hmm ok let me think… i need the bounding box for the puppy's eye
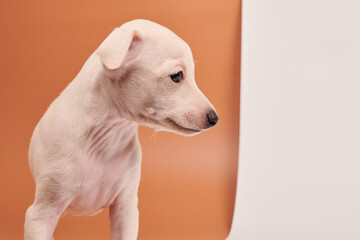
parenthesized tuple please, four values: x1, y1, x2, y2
(170, 71, 183, 83)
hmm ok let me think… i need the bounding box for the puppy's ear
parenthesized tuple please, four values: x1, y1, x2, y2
(96, 27, 141, 70)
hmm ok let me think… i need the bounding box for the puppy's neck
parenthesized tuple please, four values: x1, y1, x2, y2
(73, 54, 137, 123)
(65, 54, 139, 142)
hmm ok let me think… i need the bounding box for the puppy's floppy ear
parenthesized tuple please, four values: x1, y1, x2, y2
(96, 27, 141, 70)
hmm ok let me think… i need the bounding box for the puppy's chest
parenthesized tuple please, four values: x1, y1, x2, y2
(69, 147, 141, 215)
(68, 121, 141, 215)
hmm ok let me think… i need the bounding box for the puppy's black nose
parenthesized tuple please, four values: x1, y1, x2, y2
(207, 111, 219, 127)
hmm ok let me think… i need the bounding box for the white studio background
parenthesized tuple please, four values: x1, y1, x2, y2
(227, 1, 360, 240)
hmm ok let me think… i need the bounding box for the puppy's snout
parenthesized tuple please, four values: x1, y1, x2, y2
(206, 111, 219, 127)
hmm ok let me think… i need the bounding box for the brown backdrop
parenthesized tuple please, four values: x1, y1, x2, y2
(0, 0, 241, 239)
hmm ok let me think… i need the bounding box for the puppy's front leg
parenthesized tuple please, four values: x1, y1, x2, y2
(24, 178, 68, 240)
(109, 191, 139, 240)
(25, 203, 61, 240)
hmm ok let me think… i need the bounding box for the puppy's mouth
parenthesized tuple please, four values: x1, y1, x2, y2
(165, 118, 201, 134)
(139, 115, 201, 135)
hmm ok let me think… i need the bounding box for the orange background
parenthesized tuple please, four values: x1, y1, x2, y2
(0, 0, 240, 239)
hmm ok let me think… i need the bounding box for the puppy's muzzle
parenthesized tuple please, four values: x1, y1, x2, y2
(206, 110, 219, 127)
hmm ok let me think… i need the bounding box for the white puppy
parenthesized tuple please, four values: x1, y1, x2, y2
(24, 19, 218, 240)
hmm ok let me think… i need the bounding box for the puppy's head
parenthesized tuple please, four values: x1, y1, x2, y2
(96, 19, 218, 136)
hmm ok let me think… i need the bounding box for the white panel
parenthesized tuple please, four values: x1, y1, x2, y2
(228, 1, 360, 239)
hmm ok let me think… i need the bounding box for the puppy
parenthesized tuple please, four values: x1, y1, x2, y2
(24, 19, 218, 240)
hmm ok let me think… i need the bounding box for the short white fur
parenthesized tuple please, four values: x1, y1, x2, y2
(24, 19, 218, 240)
